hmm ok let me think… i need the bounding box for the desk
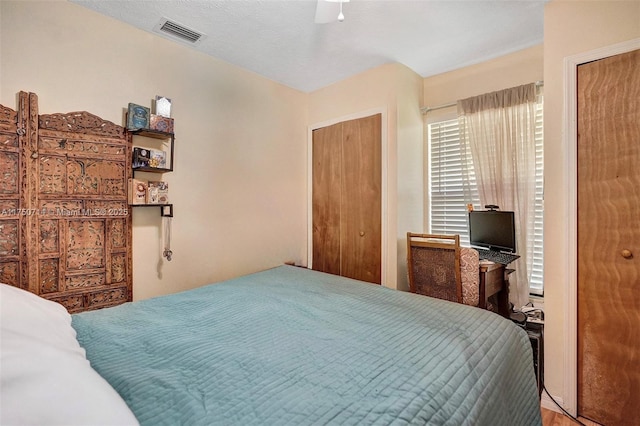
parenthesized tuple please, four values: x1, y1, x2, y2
(478, 262, 512, 318)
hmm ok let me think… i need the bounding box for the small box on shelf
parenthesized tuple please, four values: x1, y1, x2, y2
(128, 178, 147, 205)
(150, 114, 174, 133)
(147, 181, 169, 204)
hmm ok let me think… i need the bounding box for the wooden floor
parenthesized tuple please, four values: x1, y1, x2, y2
(541, 408, 601, 426)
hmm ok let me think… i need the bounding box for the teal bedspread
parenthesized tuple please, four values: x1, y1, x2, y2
(72, 266, 542, 426)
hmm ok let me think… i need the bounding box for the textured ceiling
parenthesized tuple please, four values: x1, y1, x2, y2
(70, 0, 547, 93)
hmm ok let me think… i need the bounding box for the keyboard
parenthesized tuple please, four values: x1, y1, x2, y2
(477, 249, 520, 265)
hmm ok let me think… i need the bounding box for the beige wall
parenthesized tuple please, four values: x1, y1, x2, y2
(423, 44, 543, 122)
(0, 1, 309, 301)
(543, 0, 640, 406)
(308, 63, 424, 290)
(395, 65, 425, 291)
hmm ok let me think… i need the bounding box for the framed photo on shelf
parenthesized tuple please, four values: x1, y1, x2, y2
(127, 103, 150, 130)
(149, 149, 167, 169)
(155, 95, 172, 118)
(132, 147, 150, 168)
(147, 181, 169, 204)
(127, 178, 147, 205)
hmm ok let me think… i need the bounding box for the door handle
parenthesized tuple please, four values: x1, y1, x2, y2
(621, 249, 633, 259)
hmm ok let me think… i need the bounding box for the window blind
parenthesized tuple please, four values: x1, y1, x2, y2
(428, 119, 479, 246)
(530, 96, 544, 295)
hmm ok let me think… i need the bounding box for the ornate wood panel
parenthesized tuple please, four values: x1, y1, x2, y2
(0, 92, 132, 312)
(0, 93, 29, 291)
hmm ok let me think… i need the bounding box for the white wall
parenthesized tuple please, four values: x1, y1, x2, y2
(0, 0, 309, 301)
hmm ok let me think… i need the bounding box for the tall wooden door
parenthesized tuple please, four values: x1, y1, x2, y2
(577, 49, 640, 425)
(312, 114, 382, 284)
(0, 92, 132, 313)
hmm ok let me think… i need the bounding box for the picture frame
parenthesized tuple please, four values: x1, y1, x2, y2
(149, 149, 167, 169)
(132, 147, 150, 168)
(147, 181, 169, 204)
(155, 96, 172, 118)
(127, 103, 150, 130)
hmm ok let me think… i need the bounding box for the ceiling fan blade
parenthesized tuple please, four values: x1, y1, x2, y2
(314, 0, 340, 24)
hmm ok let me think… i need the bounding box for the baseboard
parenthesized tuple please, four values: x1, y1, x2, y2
(541, 392, 564, 413)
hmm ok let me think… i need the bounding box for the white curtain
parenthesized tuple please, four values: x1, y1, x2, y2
(457, 83, 538, 308)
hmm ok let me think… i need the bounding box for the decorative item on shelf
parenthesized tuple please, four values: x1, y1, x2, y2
(163, 215, 173, 261)
(150, 114, 174, 133)
(132, 147, 150, 168)
(128, 178, 147, 205)
(127, 103, 150, 130)
(155, 95, 172, 118)
(147, 181, 169, 204)
(148, 149, 167, 169)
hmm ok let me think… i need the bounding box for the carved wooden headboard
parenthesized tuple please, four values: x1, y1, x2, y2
(0, 92, 132, 313)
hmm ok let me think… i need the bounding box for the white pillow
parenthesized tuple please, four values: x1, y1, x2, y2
(0, 284, 139, 425)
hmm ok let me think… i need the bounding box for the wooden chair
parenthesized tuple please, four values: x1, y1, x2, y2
(406, 233, 480, 306)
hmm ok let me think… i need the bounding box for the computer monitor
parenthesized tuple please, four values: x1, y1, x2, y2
(468, 210, 516, 253)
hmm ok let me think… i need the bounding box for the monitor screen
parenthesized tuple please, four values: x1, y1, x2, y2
(468, 210, 516, 252)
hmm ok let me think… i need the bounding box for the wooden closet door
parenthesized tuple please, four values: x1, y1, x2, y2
(312, 122, 342, 276)
(340, 114, 381, 284)
(311, 114, 381, 284)
(577, 49, 640, 425)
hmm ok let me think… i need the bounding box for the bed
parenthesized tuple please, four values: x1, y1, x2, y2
(1, 265, 542, 425)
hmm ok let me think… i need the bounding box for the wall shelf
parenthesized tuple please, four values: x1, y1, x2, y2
(130, 203, 173, 217)
(132, 166, 172, 173)
(130, 128, 175, 217)
(131, 128, 174, 172)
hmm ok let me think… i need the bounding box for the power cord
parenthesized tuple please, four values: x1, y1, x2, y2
(542, 383, 588, 426)
(521, 303, 586, 425)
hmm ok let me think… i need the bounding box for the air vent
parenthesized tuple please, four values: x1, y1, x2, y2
(154, 18, 206, 45)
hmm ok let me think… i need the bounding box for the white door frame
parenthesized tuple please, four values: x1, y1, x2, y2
(563, 37, 640, 416)
(307, 107, 389, 286)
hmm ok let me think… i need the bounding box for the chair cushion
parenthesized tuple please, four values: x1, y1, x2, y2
(460, 247, 479, 306)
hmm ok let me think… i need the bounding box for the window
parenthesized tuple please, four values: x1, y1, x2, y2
(426, 99, 544, 295)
